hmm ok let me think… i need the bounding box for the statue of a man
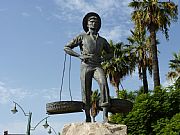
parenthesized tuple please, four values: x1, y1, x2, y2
(64, 12, 112, 122)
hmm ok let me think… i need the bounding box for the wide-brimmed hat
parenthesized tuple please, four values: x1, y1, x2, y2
(82, 12, 101, 32)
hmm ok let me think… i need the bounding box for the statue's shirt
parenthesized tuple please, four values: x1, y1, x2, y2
(65, 32, 111, 65)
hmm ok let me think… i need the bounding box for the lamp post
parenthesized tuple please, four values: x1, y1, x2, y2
(31, 117, 50, 130)
(11, 101, 50, 135)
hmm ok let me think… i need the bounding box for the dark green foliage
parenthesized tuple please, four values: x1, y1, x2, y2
(110, 83, 180, 134)
(118, 89, 136, 102)
(129, 0, 178, 88)
(160, 113, 180, 134)
(167, 51, 180, 81)
(108, 1, 179, 134)
(153, 113, 180, 135)
(102, 41, 136, 97)
(174, 77, 180, 89)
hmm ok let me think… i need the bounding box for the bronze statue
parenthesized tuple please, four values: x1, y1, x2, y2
(64, 12, 112, 122)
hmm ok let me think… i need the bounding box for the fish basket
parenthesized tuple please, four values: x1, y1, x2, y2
(109, 99, 133, 114)
(46, 101, 84, 115)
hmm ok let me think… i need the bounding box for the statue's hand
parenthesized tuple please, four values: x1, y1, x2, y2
(79, 54, 105, 63)
(79, 54, 92, 61)
(79, 55, 88, 61)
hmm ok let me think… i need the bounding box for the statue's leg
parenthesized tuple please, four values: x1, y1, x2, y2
(80, 65, 93, 122)
(94, 67, 110, 122)
(102, 107, 108, 123)
(92, 116, 96, 122)
(84, 106, 91, 122)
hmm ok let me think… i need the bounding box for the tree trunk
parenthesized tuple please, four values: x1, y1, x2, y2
(142, 67, 148, 93)
(149, 25, 160, 88)
(115, 85, 120, 98)
(111, 73, 121, 98)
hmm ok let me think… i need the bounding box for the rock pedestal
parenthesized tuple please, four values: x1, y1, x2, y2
(61, 122, 127, 135)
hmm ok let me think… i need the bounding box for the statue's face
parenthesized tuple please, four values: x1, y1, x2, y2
(87, 16, 99, 31)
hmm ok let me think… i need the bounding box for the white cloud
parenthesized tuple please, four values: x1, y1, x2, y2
(53, 0, 133, 41)
(21, 12, 31, 17)
(35, 6, 43, 13)
(54, 0, 131, 15)
(0, 81, 5, 86)
(52, 11, 81, 22)
(55, 0, 95, 13)
(0, 80, 79, 104)
(101, 25, 131, 42)
(42, 88, 59, 100)
(35, 6, 45, 17)
(0, 81, 29, 104)
(54, 0, 132, 23)
(42, 87, 82, 101)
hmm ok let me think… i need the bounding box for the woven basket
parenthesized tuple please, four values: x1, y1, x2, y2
(46, 101, 84, 115)
(109, 98, 133, 114)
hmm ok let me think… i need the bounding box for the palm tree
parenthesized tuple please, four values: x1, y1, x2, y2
(128, 28, 152, 93)
(129, 0, 178, 88)
(167, 51, 180, 81)
(102, 41, 136, 97)
(119, 89, 136, 102)
(91, 89, 100, 122)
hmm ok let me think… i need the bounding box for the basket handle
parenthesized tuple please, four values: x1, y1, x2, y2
(59, 53, 73, 101)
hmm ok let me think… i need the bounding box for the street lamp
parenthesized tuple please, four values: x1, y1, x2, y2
(11, 101, 50, 135)
(47, 125, 60, 135)
(43, 118, 49, 129)
(11, 103, 18, 114)
(31, 117, 50, 130)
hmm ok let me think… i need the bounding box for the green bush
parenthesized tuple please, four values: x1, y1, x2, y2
(110, 84, 180, 134)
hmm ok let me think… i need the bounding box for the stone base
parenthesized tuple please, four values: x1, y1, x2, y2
(61, 122, 127, 135)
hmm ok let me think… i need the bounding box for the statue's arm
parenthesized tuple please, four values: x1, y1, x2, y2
(64, 34, 92, 61)
(64, 35, 81, 58)
(103, 40, 113, 60)
(64, 46, 80, 58)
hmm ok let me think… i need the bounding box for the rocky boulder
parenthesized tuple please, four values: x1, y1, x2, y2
(61, 122, 127, 135)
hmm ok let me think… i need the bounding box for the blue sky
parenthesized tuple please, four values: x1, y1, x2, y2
(0, 0, 179, 134)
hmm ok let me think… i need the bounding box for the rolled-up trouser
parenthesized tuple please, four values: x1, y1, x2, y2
(80, 63, 110, 109)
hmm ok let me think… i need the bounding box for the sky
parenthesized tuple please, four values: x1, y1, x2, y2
(0, 0, 179, 134)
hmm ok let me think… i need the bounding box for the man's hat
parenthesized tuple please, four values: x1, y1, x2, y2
(82, 12, 101, 32)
